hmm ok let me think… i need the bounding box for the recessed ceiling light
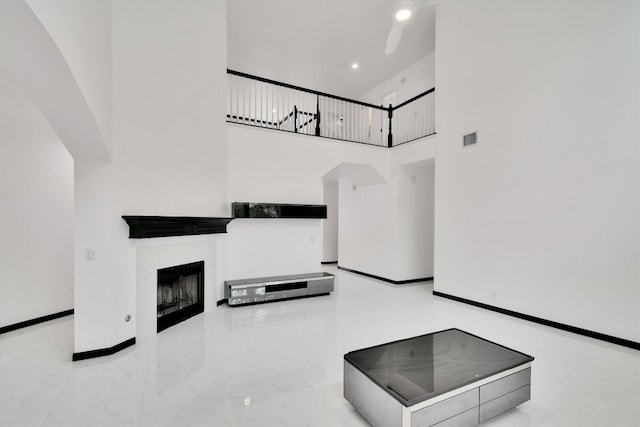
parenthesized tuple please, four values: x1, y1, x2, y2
(351, 63, 359, 70)
(395, 9, 411, 21)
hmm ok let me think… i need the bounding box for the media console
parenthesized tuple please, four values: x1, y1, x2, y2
(224, 272, 334, 306)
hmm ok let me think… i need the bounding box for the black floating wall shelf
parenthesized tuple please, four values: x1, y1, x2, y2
(122, 216, 234, 238)
(232, 202, 327, 219)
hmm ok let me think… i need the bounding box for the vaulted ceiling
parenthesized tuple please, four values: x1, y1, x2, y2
(227, 0, 436, 100)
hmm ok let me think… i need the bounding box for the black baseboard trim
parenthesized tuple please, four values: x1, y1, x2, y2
(72, 337, 136, 361)
(0, 309, 74, 335)
(338, 266, 433, 285)
(321, 261, 338, 265)
(217, 299, 228, 306)
(433, 291, 640, 351)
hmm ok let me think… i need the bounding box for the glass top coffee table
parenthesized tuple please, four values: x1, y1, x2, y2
(344, 328, 534, 427)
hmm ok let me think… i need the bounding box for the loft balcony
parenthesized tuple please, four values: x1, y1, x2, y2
(226, 69, 435, 148)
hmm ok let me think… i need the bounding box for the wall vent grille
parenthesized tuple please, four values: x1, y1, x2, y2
(463, 132, 477, 147)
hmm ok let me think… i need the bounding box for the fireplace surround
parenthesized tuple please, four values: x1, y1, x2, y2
(157, 260, 204, 332)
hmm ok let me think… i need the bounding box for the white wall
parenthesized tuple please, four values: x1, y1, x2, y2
(0, 68, 74, 328)
(74, 161, 120, 350)
(74, 0, 229, 352)
(338, 178, 397, 279)
(338, 159, 435, 282)
(26, 0, 112, 149)
(396, 159, 435, 280)
(110, 0, 227, 216)
(434, 0, 640, 342)
(360, 52, 435, 106)
(322, 182, 339, 262)
(0, 0, 109, 162)
(226, 124, 388, 280)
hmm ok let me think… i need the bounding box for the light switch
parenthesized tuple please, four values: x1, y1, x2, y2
(86, 249, 95, 261)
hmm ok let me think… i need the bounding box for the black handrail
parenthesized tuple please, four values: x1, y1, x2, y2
(393, 87, 435, 110)
(299, 116, 316, 131)
(228, 68, 435, 113)
(228, 69, 386, 110)
(227, 107, 317, 129)
(227, 114, 279, 127)
(279, 110, 295, 126)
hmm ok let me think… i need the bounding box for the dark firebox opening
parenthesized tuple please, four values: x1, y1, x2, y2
(157, 261, 204, 332)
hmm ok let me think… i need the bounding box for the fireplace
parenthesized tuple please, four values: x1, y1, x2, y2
(157, 261, 204, 332)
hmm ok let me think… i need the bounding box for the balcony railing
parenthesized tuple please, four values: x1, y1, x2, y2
(226, 69, 435, 147)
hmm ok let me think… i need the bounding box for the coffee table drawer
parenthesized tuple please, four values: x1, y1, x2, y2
(479, 384, 530, 423)
(431, 407, 479, 427)
(480, 368, 530, 404)
(412, 389, 478, 427)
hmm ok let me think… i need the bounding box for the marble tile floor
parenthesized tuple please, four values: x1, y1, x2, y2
(1, 266, 639, 426)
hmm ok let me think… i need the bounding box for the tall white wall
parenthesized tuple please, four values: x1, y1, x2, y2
(74, 0, 228, 352)
(338, 178, 397, 279)
(434, 0, 640, 341)
(226, 124, 388, 281)
(0, 0, 109, 162)
(322, 182, 339, 262)
(0, 68, 74, 328)
(110, 0, 227, 216)
(338, 159, 435, 282)
(396, 159, 435, 280)
(25, 0, 112, 150)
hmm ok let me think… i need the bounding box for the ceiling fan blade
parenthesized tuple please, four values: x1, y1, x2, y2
(385, 20, 403, 55)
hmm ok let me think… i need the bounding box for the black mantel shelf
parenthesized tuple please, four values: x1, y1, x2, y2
(122, 216, 234, 239)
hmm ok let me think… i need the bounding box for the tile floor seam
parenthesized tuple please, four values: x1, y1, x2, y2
(137, 340, 151, 425)
(37, 357, 74, 427)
